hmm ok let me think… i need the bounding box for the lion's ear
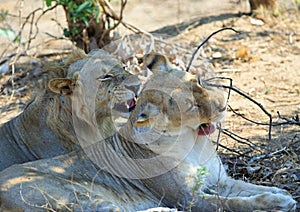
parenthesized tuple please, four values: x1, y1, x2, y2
(48, 78, 76, 95)
(143, 53, 172, 73)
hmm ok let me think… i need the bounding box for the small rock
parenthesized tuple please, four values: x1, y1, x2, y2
(32, 67, 42, 77)
(246, 166, 261, 174)
(212, 52, 222, 59)
(0, 62, 9, 74)
(30, 59, 39, 65)
(250, 18, 264, 26)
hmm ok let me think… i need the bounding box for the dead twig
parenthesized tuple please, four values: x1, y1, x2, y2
(205, 77, 273, 142)
(185, 27, 240, 72)
(14, 4, 59, 51)
(220, 128, 262, 152)
(212, 140, 252, 158)
(205, 76, 299, 158)
(277, 112, 300, 126)
(248, 147, 288, 164)
(98, 0, 127, 44)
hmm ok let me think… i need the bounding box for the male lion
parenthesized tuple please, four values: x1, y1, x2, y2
(0, 49, 140, 171)
(0, 54, 296, 211)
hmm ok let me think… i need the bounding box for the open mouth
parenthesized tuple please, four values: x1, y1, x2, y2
(197, 123, 216, 136)
(113, 98, 136, 113)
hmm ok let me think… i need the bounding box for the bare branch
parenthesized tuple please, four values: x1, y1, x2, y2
(185, 28, 240, 72)
(206, 78, 273, 142)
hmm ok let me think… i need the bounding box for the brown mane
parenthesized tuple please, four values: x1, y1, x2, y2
(0, 49, 140, 171)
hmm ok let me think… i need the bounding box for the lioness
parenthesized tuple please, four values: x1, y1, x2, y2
(0, 49, 141, 171)
(0, 54, 296, 211)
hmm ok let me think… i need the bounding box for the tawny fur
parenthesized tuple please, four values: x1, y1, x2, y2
(0, 53, 296, 211)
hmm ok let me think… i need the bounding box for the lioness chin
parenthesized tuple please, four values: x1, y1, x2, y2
(0, 53, 296, 211)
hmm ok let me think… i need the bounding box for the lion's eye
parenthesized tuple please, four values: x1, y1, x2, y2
(168, 98, 174, 106)
(134, 113, 150, 127)
(97, 74, 114, 81)
(122, 64, 128, 70)
(139, 113, 148, 119)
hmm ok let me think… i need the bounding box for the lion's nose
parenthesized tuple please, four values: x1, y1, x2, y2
(218, 105, 227, 112)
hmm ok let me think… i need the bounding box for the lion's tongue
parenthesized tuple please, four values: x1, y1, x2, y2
(128, 99, 136, 112)
(198, 123, 215, 136)
(128, 99, 136, 108)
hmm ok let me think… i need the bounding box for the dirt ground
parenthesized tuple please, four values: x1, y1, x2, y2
(0, 0, 300, 209)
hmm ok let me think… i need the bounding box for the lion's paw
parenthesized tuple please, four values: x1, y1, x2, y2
(250, 192, 297, 211)
(265, 186, 291, 195)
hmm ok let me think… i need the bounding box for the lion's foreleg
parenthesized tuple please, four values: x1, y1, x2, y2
(219, 177, 290, 197)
